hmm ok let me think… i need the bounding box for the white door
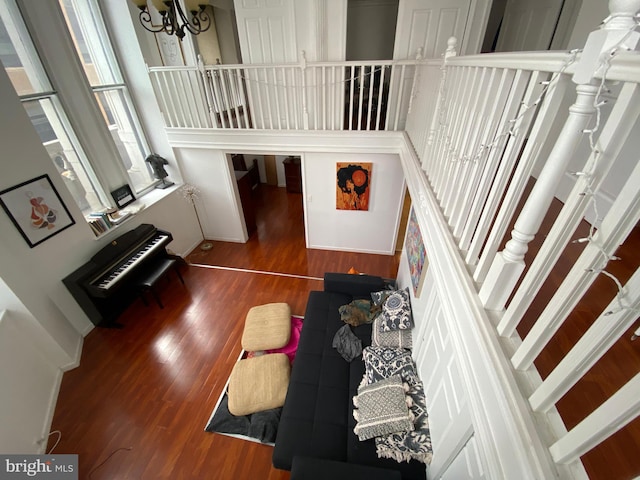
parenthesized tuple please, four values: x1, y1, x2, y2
(393, 0, 471, 60)
(494, 0, 565, 52)
(388, 0, 471, 129)
(233, 0, 297, 128)
(233, 0, 297, 63)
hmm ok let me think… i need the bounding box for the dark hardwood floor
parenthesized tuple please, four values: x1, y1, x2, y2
(48, 184, 638, 479)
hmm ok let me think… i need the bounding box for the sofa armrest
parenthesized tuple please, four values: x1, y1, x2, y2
(323, 273, 388, 299)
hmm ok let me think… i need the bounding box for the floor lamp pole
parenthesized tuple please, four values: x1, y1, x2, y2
(192, 200, 213, 251)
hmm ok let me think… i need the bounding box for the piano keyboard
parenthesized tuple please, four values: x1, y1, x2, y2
(93, 233, 169, 291)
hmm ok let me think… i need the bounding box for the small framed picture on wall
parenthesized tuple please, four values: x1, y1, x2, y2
(0, 174, 75, 248)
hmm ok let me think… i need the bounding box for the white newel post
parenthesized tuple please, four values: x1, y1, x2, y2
(479, 0, 640, 311)
(407, 47, 424, 115)
(424, 37, 457, 173)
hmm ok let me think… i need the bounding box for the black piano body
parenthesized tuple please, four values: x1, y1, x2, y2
(63, 223, 175, 327)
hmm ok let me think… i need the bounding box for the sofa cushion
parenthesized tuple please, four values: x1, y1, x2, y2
(273, 291, 353, 470)
(346, 365, 427, 480)
(291, 456, 402, 480)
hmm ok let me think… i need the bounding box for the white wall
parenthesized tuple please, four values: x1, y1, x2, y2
(564, 0, 609, 51)
(0, 309, 62, 453)
(304, 151, 405, 254)
(176, 147, 248, 242)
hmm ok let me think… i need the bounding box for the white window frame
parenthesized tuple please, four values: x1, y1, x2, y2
(0, 0, 112, 211)
(61, 0, 157, 196)
(2, 0, 160, 223)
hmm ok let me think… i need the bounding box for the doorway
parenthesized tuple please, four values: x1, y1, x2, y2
(228, 153, 304, 241)
(346, 0, 399, 61)
(482, 0, 584, 53)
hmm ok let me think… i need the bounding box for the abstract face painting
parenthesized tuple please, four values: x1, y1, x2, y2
(336, 163, 372, 211)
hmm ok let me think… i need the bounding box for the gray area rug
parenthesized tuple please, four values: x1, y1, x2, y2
(205, 392, 281, 444)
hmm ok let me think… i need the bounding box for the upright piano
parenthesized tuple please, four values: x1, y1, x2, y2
(63, 223, 174, 327)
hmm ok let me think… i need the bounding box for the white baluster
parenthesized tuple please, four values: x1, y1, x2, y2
(196, 55, 215, 128)
(375, 64, 386, 130)
(529, 266, 640, 413)
(549, 372, 640, 464)
(426, 37, 457, 149)
(407, 47, 423, 116)
(300, 51, 309, 130)
(282, 67, 291, 129)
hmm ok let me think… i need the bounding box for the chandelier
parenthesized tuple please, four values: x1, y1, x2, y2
(132, 0, 212, 40)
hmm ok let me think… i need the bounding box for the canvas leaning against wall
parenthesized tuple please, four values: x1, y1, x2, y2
(336, 162, 372, 211)
(406, 207, 427, 297)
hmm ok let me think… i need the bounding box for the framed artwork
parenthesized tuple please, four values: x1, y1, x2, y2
(0, 174, 75, 248)
(155, 33, 186, 67)
(406, 207, 427, 297)
(336, 162, 372, 211)
(110, 184, 135, 209)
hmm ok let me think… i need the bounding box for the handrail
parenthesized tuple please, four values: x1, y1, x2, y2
(147, 57, 435, 73)
(445, 49, 640, 82)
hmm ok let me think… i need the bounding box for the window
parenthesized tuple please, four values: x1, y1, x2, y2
(0, 1, 107, 213)
(0, 0, 155, 224)
(59, 0, 155, 195)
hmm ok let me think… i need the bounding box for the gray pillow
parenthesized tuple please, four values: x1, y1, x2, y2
(332, 324, 362, 362)
(375, 380, 433, 464)
(371, 316, 413, 350)
(371, 290, 394, 306)
(362, 346, 418, 386)
(379, 288, 413, 332)
(353, 375, 414, 441)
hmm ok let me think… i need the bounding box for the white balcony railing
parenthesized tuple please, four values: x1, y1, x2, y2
(148, 53, 425, 131)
